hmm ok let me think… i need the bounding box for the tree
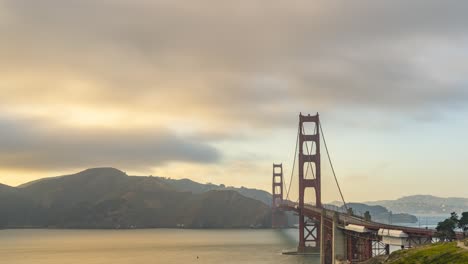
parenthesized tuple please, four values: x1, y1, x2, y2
(364, 211, 372, 222)
(459, 212, 468, 238)
(450, 212, 459, 223)
(436, 212, 459, 241)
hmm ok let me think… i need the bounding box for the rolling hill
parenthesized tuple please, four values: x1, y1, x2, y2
(366, 195, 468, 215)
(0, 168, 271, 229)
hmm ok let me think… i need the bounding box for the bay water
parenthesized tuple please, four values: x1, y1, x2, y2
(0, 229, 320, 264)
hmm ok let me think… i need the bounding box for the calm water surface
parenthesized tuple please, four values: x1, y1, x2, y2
(0, 229, 319, 264)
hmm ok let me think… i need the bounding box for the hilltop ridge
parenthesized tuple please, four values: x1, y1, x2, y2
(0, 168, 271, 229)
(366, 195, 468, 215)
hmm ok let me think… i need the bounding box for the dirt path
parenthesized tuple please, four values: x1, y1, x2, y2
(457, 240, 468, 250)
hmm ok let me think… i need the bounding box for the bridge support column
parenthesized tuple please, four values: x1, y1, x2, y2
(320, 212, 334, 264)
(332, 213, 346, 263)
(320, 210, 325, 264)
(272, 163, 287, 228)
(346, 234, 373, 262)
(298, 113, 322, 253)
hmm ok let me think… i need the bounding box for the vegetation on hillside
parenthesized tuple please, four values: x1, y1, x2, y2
(0, 168, 272, 229)
(435, 212, 468, 241)
(365, 212, 468, 264)
(460, 212, 468, 237)
(365, 242, 468, 264)
(387, 242, 468, 264)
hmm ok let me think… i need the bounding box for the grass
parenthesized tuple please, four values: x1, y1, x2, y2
(383, 242, 468, 264)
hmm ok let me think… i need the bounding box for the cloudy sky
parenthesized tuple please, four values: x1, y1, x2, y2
(1, 0, 468, 202)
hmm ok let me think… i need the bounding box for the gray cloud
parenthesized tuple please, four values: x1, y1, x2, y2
(0, 116, 220, 170)
(2, 1, 468, 198)
(0, 1, 467, 143)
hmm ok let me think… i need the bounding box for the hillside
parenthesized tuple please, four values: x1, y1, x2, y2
(324, 203, 417, 224)
(0, 183, 14, 191)
(157, 177, 272, 205)
(364, 242, 468, 264)
(0, 168, 271, 228)
(344, 203, 417, 224)
(366, 195, 468, 215)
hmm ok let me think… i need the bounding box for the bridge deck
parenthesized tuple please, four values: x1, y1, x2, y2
(279, 202, 436, 237)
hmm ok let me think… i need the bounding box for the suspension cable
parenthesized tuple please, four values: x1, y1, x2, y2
(285, 125, 300, 200)
(319, 121, 348, 211)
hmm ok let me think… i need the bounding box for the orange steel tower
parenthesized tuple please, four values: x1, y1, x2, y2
(298, 113, 322, 252)
(272, 163, 286, 228)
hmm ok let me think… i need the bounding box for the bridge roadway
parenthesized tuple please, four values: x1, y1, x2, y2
(279, 201, 436, 237)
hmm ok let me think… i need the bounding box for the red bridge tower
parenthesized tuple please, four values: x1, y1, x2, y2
(298, 113, 322, 252)
(272, 163, 287, 228)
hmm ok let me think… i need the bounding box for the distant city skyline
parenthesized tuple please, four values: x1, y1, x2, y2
(1, 1, 468, 202)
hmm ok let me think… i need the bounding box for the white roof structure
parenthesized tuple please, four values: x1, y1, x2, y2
(345, 224, 370, 233)
(378, 229, 409, 238)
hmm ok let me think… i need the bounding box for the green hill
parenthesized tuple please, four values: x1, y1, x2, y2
(365, 242, 468, 264)
(0, 168, 271, 229)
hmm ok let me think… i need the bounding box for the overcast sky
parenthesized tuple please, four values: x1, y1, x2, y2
(1, 1, 468, 202)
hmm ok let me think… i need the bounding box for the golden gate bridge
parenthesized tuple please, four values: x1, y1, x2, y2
(270, 113, 461, 264)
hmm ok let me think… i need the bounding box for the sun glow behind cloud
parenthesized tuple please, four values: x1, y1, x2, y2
(1, 0, 468, 202)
